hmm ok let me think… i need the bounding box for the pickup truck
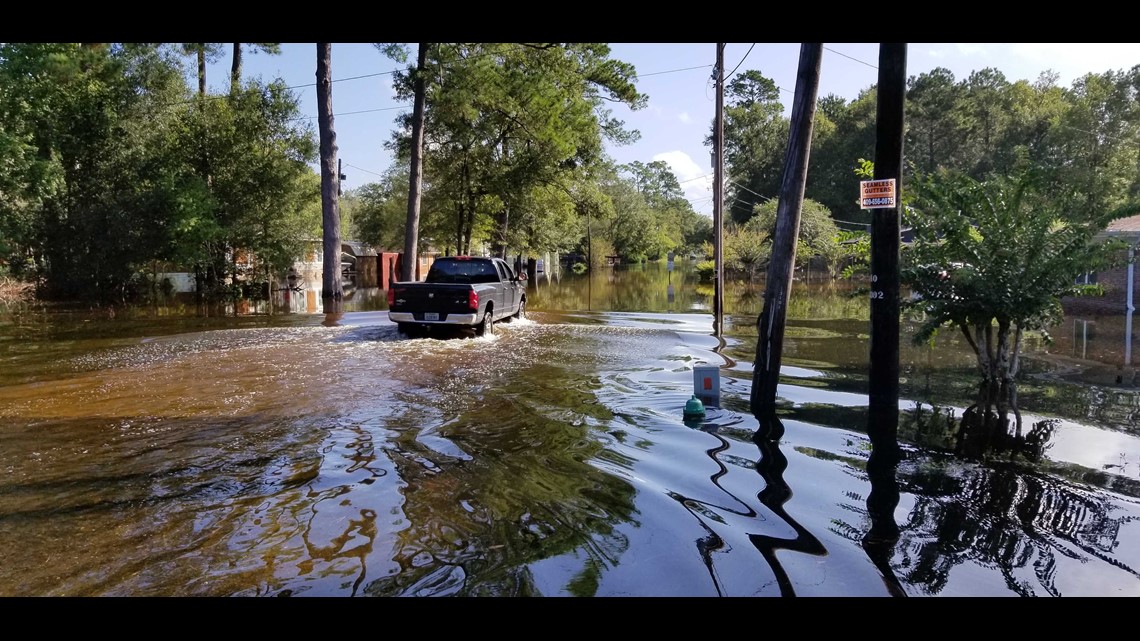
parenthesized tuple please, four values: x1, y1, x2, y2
(386, 256, 527, 337)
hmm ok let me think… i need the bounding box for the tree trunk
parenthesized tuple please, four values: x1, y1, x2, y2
(455, 203, 464, 260)
(495, 139, 511, 260)
(197, 45, 207, 97)
(316, 43, 343, 304)
(401, 43, 429, 282)
(230, 43, 242, 95)
(750, 43, 823, 424)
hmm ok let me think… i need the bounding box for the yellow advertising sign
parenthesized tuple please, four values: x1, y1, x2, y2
(860, 179, 896, 209)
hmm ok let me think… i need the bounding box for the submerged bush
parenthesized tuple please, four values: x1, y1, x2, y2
(696, 260, 716, 282)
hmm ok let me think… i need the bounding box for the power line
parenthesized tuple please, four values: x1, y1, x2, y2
(823, 46, 878, 70)
(290, 104, 409, 122)
(728, 180, 773, 202)
(165, 69, 401, 108)
(679, 173, 713, 185)
(833, 219, 869, 228)
(637, 64, 713, 79)
(343, 162, 386, 177)
(725, 44, 756, 81)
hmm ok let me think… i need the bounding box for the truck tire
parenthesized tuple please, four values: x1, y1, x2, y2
(476, 309, 494, 337)
(512, 298, 525, 320)
(397, 322, 420, 337)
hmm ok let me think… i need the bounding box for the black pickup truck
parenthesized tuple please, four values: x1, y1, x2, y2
(386, 256, 527, 337)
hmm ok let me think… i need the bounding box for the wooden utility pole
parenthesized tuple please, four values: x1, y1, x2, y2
(750, 43, 823, 423)
(316, 43, 343, 305)
(713, 44, 725, 337)
(868, 43, 907, 462)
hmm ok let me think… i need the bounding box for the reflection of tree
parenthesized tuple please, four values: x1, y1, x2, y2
(359, 356, 640, 597)
(835, 457, 1140, 596)
(956, 380, 1056, 460)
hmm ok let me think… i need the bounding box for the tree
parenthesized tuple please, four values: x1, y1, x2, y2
(961, 68, 1012, 177)
(750, 198, 842, 272)
(805, 89, 878, 225)
(316, 43, 342, 302)
(905, 68, 968, 176)
(714, 70, 789, 224)
(901, 169, 1136, 455)
(180, 43, 225, 97)
(0, 43, 207, 301)
(230, 43, 281, 95)
(401, 43, 428, 281)
(345, 170, 411, 253)
(385, 43, 645, 259)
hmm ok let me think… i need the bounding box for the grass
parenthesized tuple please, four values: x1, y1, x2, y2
(0, 277, 35, 310)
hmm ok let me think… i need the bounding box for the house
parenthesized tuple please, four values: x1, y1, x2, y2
(1064, 214, 1140, 315)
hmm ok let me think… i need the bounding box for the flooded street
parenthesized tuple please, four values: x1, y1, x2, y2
(1, 261, 1138, 596)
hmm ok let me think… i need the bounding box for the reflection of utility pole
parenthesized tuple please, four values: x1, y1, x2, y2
(713, 44, 725, 337)
(1126, 309, 1134, 367)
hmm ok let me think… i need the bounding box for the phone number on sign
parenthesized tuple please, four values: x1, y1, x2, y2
(862, 197, 895, 207)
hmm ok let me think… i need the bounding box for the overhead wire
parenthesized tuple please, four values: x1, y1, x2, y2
(724, 44, 756, 81)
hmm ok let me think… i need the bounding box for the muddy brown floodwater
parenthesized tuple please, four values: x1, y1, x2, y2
(0, 261, 1138, 596)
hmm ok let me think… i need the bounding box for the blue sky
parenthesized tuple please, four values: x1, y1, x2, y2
(204, 43, 1140, 216)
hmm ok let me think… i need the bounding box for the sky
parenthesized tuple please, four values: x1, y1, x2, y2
(204, 43, 1140, 217)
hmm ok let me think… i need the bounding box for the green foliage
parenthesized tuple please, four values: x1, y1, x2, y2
(836, 230, 871, 278)
(385, 43, 646, 257)
(0, 43, 317, 303)
(723, 222, 770, 278)
(750, 198, 842, 272)
(587, 237, 616, 270)
(695, 259, 716, 282)
(901, 168, 1133, 381)
(714, 70, 789, 224)
(345, 169, 410, 252)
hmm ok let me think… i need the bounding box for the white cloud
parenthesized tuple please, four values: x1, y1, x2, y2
(1008, 43, 1140, 73)
(677, 111, 692, 124)
(955, 43, 987, 56)
(652, 150, 713, 206)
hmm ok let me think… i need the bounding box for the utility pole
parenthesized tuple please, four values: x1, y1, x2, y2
(749, 43, 823, 426)
(713, 44, 725, 337)
(868, 43, 907, 463)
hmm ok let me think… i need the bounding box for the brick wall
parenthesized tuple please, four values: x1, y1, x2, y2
(1063, 262, 1133, 315)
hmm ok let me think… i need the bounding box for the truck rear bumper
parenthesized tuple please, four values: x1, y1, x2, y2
(388, 312, 479, 325)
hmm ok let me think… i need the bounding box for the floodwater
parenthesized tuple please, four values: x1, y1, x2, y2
(0, 261, 1137, 597)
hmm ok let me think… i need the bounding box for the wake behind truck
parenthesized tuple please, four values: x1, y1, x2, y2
(386, 256, 527, 337)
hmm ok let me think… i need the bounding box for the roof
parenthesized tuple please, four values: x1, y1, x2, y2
(1105, 214, 1140, 234)
(341, 241, 378, 257)
(1096, 214, 1140, 245)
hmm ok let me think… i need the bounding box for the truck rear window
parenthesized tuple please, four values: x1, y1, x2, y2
(425, 260, 500, 284)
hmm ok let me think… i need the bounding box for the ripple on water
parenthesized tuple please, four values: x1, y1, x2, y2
(3, 309, 1139, 596)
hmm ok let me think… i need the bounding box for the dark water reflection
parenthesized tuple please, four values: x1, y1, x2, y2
(0, 261, 1137, 596)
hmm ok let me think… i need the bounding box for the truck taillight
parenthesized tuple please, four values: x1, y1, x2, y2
(468, 290, 479, 311)
(387, 287, 396, 307)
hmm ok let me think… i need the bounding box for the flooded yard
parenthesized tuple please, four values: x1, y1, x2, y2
(0, 261, 1137, 596)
